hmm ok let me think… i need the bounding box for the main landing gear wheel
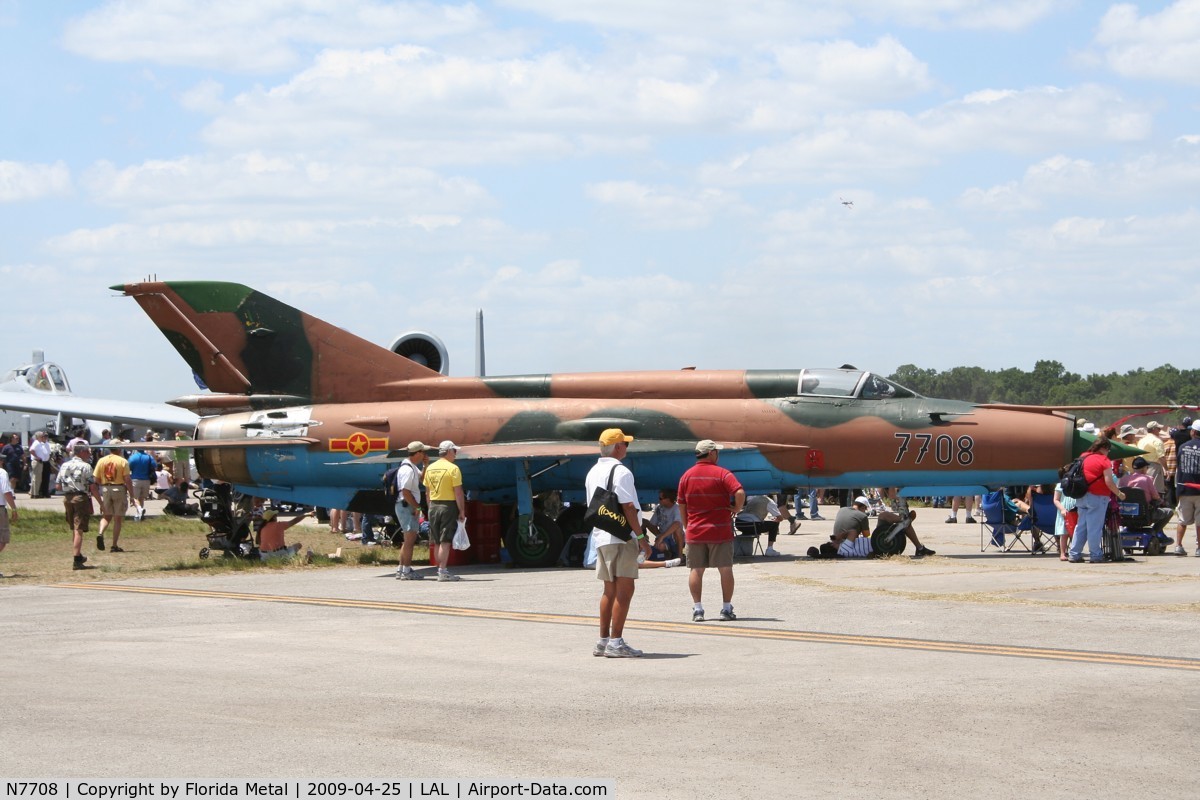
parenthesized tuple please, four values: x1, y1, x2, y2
(1145, 538, 1166, 556)
(505, 512, 563, 568)
(199, 547, 210, 559)
(871, 521, 908, 556)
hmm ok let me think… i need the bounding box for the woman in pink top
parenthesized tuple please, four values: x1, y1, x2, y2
(1068, 434, 1126, 563)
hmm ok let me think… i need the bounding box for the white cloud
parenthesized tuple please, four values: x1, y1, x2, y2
(62, 0, 487, 73)
(700, 85, 1152, 186)
(0, 161, 72, 202)
(179, 33, 937, 159)
(79, 154, 489, 219)
(585, 181, 743, 230)
(1020, 209, 1200, 253)
(770, 37, 933, 102)
(498, 0, 853, 45)
(195, 46, 738, 162)
(500, 0, 1064, 41)
(1094, 0, 1200, 85)
(961, 139, 1200, 209)
(179, 80, 226, 114)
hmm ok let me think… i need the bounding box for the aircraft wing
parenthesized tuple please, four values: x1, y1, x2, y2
(328, 439, 803, 466)
(976, 403, 1190, 414)
(92, 437, 318, 449)
(0, 393, 198, 431)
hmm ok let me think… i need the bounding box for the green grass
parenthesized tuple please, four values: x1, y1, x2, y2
(0, 510, 430, 584)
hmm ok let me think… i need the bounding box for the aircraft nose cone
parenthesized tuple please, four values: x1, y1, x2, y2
(1071, 428, 1146, 460)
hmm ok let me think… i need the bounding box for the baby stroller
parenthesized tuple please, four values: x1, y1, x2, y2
(196, 483, 258, 560)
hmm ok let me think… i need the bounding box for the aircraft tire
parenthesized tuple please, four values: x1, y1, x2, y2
(505, 512, 563, 568)
(199, 548, 210, 560)
(871, 521, 908, 556)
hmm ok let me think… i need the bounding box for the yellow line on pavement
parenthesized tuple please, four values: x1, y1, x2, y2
(54, 582, 1200, 672)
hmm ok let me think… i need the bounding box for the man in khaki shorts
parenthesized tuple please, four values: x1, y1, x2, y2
(56, 443, 101, 570)
(677, 439, 745, 622)
(585, 428, 650, 658)
(92, 447, 133, 554)
(1173, 420, 1200, 556)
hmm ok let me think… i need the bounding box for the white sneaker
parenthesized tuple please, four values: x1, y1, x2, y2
(1174, 546, 1187, 556)
(764, 547, 781, 557)
(604, 640, 643, 658)
(592, 639, 609, 657)
(663, 558, 682, 567)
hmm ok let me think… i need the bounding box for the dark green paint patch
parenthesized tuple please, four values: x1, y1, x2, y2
(494, 411, 563, 441)
(234, 290, 313, 397)
(484, 375, 552, 399)
(747, 370, 802, 399)
(166, 282, 255, 313)
(587, 408, 696, 441)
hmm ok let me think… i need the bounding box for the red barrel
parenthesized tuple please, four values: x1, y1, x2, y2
(461, 502, 503, 563)
(429, 540, 473, 567)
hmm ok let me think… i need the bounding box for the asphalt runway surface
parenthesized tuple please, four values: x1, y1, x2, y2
(4, 511, 1200, 799)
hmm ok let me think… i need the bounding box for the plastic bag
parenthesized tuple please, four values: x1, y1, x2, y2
(452, 519, 470, 550)
(583, 531, 598, 567)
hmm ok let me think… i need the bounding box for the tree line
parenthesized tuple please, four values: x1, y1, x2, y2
(887, 361, 1198, 411)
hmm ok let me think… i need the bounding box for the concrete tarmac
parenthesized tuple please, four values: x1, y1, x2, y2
(3, 505, 1200, 799)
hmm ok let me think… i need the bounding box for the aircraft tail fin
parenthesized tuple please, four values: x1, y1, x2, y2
(114, 281, 443, 403)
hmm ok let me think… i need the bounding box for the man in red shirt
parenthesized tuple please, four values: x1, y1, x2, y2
(677, 439, 745, 622)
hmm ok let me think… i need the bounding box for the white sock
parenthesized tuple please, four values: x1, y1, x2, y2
(597, 637, 609, 646)
(722, 602, 733, 612)
(609, 637, 623, 646)
(693, 603, 703, 613)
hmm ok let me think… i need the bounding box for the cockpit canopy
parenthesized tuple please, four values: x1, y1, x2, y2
(3, 363, 72, 393)
(797, 369, 916, 400)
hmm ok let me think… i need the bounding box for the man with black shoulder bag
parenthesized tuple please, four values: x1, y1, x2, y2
(584, 428, 650, 658)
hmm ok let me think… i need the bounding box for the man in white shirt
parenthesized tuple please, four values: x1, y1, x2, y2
(394, 441, 431, 580)
(585, 428, 649, 658)
(28, 431, 52, 498)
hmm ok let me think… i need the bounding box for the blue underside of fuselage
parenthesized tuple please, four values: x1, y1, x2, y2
(232, 446, 1060, 510)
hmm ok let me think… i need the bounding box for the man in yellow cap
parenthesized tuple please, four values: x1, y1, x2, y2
(586, 428, 649, 658)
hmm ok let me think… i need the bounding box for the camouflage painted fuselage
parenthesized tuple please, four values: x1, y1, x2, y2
(118, 281, 1090, 511)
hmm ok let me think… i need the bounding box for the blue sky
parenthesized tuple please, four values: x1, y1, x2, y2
(2, 1, 1198, 404)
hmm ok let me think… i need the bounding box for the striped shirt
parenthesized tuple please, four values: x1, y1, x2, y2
(838, 536, 873, 558)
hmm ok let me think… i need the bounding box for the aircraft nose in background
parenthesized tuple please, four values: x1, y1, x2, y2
(1071, 428, 1146, 460)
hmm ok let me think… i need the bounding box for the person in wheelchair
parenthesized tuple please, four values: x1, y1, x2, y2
(1119, 457, 1161, 502)
(1119, 457, 1173, 533)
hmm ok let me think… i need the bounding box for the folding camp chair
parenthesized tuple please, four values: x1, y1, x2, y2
(733, 519, 769, 556)
(979, 490, 1033, 552)
(1028, 491, 1058, 555)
